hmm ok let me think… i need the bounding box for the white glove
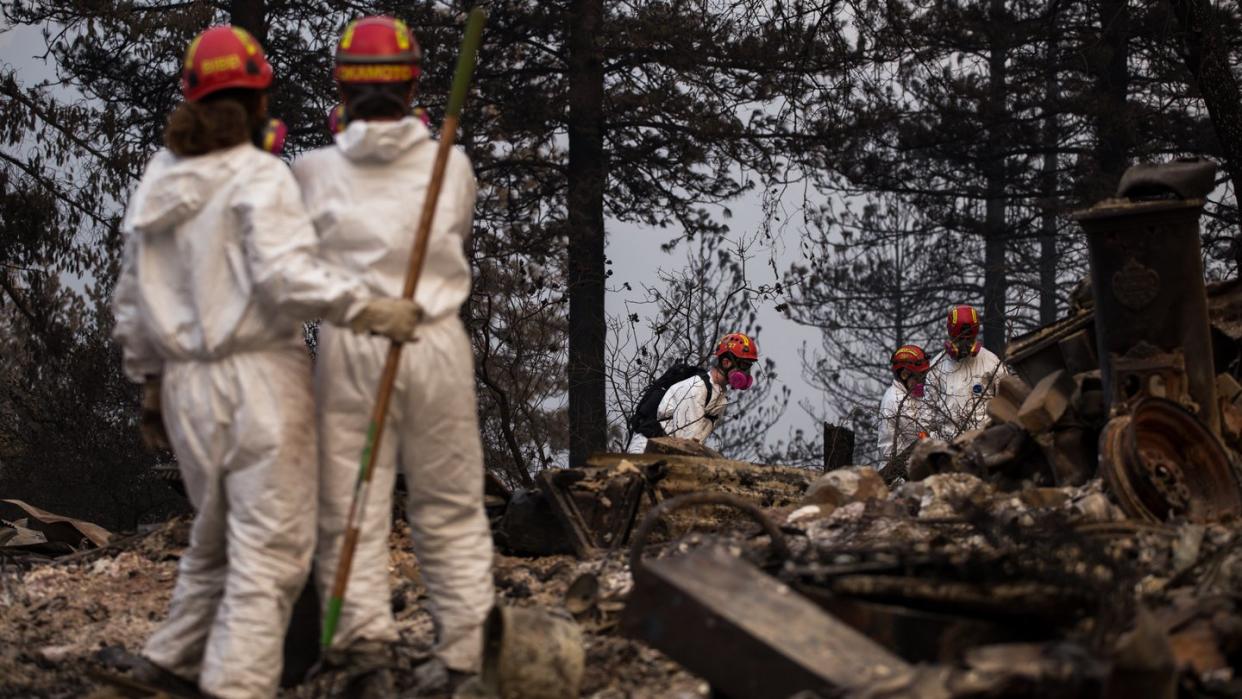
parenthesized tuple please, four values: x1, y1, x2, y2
(349, 298, 423, 343)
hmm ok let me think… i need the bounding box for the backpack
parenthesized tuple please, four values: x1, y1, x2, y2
(629, 363, 714, 439)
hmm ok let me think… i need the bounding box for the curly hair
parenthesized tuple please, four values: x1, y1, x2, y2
(164, 89, 264, 157)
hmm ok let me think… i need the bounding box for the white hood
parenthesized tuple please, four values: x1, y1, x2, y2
(335, 117, 429, 163)
(293, 117, 477, 322)
(112, 145, 368, 381)
(125, 148, 244, 235)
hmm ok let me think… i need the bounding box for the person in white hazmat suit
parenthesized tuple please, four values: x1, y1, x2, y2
(877, 345, 933, 479)
(110, 26, 423, 699)
(290, 16, 493, 695)
(926, 304, 1006, 440)
(626, 333, 759, 454)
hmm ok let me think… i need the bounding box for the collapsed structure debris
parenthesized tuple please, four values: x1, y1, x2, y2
(5, 158, 1242, 698)
(498, 445, 814, 559)
(0, 499, 112, 561)
(615, 160, 1242, 698)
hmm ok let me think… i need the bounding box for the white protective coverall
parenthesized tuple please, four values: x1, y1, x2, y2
(926, 347, 1006, 441)
(626, 373, 729, 453)
(876, 380, 933, 466)
(112, 144, 371, 698)
(292, 116, 494, 672)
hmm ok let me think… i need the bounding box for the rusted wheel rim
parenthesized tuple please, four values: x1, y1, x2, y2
(1100, 398, 1242, 523)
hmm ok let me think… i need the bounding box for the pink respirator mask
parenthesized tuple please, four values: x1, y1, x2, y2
(728, 369, 755, 390)
(910, 383, 925, 398)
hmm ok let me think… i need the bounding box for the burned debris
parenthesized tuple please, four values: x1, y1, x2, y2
(6, 157, 1242, 698)
(615, 160, 1242, 698)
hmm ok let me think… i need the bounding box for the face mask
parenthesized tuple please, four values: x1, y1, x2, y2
(910, 383, 925, 398)
(945, 337, 980, 360)
(728, 369, 754, 390)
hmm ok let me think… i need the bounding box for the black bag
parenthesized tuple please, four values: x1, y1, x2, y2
(629, 363, 713, 439)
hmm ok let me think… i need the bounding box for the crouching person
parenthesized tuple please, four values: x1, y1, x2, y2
(627, 332, 759, 454)
(111, 26, 421, 699)
(291, 16, 494, 696)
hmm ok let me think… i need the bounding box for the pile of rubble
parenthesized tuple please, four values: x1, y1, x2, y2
(604, 159, 1242, 698)
(618, 468, 1242, 698)
(0, 514, 708, 698)
(4, 159, 1242, 698)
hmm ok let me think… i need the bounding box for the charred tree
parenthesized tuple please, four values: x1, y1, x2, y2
(1040, 8, 1061, 325)
(982, 0, 1010, 353)
(1168, 0, 1242, 233)
(1086, 0, 1132, 202)
(566, 0, 608, 465)
(229, 0, 266, 40)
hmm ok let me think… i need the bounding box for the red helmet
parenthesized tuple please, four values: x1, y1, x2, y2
(181, 26, 272, 102)
(946, 304, 982, 358)
(714, 332, 759, 362)
(335, 16, 422, 85)
(891, 345, 929, 378)
(947, 304, 980, 340)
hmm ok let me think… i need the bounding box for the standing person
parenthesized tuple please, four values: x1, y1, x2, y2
(626, 332, 759, 454)
(927, 304, 1005, 439)
(292, 16, 493, 695)
(877, 345, 932, 477)
(111, 26, 422, 699)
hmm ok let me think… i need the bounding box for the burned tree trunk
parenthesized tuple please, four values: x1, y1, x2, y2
(229, 0, 266, 41)
(1168, 0, 1242, 234)
(823, 423, 855, 472)
(982, 0, 1009, 353)
(1086, 0, 1132, 202)
(1040, 11, 1061, 326)
(567, 0, 608, 464)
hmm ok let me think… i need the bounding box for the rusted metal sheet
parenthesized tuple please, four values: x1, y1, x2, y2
(622, 493, 908, 698)
(0, 499, 111, 549)
(1073, 173, 1219, 433)
(623, 545, 910, 697)
(535, 466, 647, 559)
(1099, 398, 1242, 523)
(536, 470, 601, 558)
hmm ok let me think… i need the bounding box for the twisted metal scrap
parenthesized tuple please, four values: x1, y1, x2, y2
(628, 492, 789, 576)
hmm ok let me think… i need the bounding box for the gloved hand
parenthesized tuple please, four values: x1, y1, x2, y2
(349, 298, 424, 343)
(141, 377, 171, 452)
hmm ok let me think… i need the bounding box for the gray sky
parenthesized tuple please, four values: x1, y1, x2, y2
(607, 209, 828, 444)
(1, 22, 833, 453)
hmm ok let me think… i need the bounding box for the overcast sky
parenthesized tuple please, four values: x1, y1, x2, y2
(0, 22, 831, 450)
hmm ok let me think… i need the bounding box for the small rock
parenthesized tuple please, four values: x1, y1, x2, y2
(1067, 492, 1121, 523)
(907, 472, 991, 519)
(785, 505, 824, 525)
(802, 466, 888, 508)
(38, 644, 75, 664)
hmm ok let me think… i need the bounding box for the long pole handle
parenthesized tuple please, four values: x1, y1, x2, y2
(321, 8, 487, 651)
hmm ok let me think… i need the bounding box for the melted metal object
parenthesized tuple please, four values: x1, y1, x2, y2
(1099, 398, 1242, 523)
